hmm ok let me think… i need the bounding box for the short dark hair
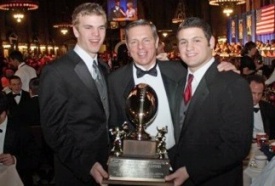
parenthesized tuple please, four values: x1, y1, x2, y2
(125, 19, 158, 42)
(29, 77, 39, 95)
(177, 17, 212, 43)
(243, 41, 257, 55)
(9, 50, 24, 62)
(246, 74, 265, 87)
(9, 75, 21, 83)
(0, 92, 9, 114)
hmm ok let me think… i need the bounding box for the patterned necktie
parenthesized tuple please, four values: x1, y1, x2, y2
(92, 60, 103, 85)
(183, 74, 194, 104)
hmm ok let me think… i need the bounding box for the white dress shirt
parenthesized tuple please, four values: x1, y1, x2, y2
(74, 45, 98, 79)
(133, 63, 175, 149)
(186, 57, 215, 95)
(15, 62, 37, 92)
(253, 103, 264, 138)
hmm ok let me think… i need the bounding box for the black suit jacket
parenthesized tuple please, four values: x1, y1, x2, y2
(173, 61, 253, 186)
(21, 96, 40, 126)
(6, 90, 30, 124)
(108, 60, 186, 146)
(39, 50, 110, 186)
(259, 100, 275, 139)
(4, 117, 40, 186)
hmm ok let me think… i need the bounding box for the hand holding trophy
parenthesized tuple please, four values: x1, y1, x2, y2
(104, 83, 172, 185)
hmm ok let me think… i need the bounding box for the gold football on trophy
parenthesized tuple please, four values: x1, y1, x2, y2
(125, 83, 158, 140)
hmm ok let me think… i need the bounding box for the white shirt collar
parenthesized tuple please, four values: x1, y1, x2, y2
(74, 45, 98, 70)
(18, 62, 26, 68)
(134, 62, 156, 71)
(186, 57, 214, 94)
(254, 103, 260, 108)
(187, 57, 215, 83)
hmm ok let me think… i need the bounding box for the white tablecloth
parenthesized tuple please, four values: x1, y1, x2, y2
(243, 143, 264, 186)
(251, 156, 275, 186)
(0, 164, 23, 186)
(243, 143, 275, 186)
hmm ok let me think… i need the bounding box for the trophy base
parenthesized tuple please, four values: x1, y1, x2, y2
(102, 179, 173, 186)
(107, 156, 170, 183)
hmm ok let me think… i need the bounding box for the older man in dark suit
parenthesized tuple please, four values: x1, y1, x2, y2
(165, 17, 253, 186)
(0, 92, 40, 186)
(39, 3, 110, 186)
(108, 20, 186, 161)
(108, 19, 239, 169)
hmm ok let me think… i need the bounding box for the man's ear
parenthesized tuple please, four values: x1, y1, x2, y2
(209, 36, 215, 49)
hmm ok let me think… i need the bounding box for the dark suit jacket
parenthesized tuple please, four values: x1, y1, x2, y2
(39, 50, 110, 186)
(259, 100, 275, 140)
(21, 96, 40, 126)
(6, 90, 30, 124)
(4, 117, 40, 186)
(173, 61, 253, 186)
(108, 60, 186, 148)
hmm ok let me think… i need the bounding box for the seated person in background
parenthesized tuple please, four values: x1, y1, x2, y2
(240, 41, 263, 76)
(6, 75, 30, 124)
(247, 75, 275, 139)
(156, 41, 169, 61)
(1, 68, 14, 94)
(0, 92, 40, 186)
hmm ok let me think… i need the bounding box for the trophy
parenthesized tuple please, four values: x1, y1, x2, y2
(104, 83, 172, 185)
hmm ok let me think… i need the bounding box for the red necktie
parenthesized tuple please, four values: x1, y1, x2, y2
(183, 74, 194, 104)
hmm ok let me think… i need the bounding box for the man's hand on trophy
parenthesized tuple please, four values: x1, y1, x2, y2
(90, 162, 108, 185)
(165, 166, 189, 186)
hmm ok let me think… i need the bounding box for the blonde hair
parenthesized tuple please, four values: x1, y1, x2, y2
(72, 3, 107, 27)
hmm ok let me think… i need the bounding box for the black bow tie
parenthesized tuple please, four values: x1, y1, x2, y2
(13, 93, 21, 97)
(0, 129, 2, 133)
(254, 107, 260, 113)
(135, 64, 158, 78)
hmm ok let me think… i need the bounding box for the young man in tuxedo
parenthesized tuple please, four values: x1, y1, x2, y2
(247, 74, 275, 140)
(165, 17, 253, 186)
(39, 3, 110, 186)
(0, 92, 40, 186)
(6, 75, 30, 124)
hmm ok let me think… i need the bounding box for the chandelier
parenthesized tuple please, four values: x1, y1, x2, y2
(13, 12, 24, 22)
(0, 0, 38, 10)
(53, 23, 72, 35)
(0, 0, 38, 22)
(172, 0, 186, 24)
(209, 0, 245, 16)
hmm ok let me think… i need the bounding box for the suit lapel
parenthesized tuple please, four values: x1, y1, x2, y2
(183, 77, 209, 129)
(123, 63, 135, 100)
(259, 102, 270, 136)
(181, 62, 217, 131)
(74, 62, 96, 94)
(68, 51, 97, 94)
